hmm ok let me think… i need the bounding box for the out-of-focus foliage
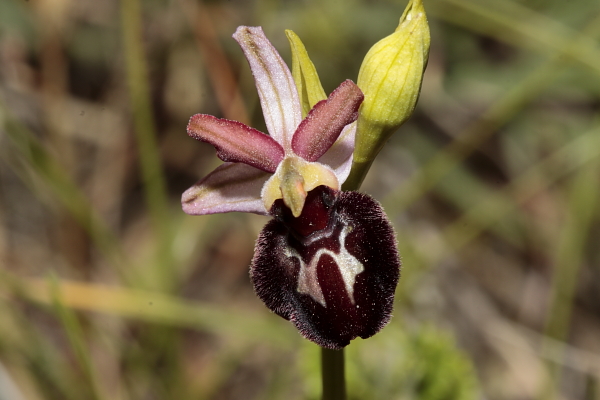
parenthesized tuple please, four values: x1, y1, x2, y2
(1, 0, 599, 399)
(350, 325, 478, 400)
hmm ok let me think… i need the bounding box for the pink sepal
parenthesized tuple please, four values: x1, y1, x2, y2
(182, 163, 270, 216)
(233, 26, 302, 150)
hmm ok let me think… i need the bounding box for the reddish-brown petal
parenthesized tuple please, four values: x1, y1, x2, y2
(187, 114, 285, 173)
(291, 80, 363, 162)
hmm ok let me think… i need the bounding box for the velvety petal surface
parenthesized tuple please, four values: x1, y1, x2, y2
(182, 163, 270, 215)
(233, 26, 302, 150)
(251, 186, 400, 349)
(317, 121, 356, 184)
(187, 114, 284, 173)
(291, 80, 363, 162)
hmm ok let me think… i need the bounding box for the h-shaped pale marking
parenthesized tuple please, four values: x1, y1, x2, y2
(285, 225, 364, 307)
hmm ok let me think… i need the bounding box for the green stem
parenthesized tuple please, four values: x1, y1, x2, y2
(120, 0, 174, 290)
(50, 277, 106, 400)
(538, 138, 600, 400)
(321, 348, 346, 400)
(342, 158, 374, 192)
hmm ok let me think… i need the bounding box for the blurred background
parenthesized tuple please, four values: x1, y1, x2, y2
(1, 0, 599, 398)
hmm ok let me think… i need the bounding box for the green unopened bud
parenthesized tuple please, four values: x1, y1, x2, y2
(347, 0, 430, 188)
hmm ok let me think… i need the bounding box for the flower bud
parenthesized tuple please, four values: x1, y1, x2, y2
(349, 0, 430, 187)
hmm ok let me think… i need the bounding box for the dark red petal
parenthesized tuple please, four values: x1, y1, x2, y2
(187, 114, 285, 173)
(250, 186, 400, 349)
(291, 80, 363, 162)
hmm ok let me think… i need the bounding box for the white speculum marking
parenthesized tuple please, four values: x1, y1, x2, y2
(285, 225, 364, 308)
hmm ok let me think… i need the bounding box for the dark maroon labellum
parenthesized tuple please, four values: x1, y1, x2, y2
(250, 185, 400, 349)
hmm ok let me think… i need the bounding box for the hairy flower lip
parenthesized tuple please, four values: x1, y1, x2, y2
(251, 187, 400, 349)
(292, 215, 339, 246)
(270, 187, 340, 242)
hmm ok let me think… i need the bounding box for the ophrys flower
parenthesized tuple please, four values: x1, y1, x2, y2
(182, 26, 400, 349)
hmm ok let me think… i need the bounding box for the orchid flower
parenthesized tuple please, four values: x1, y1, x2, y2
(182, 26, 400, 349)
(182, 27, 361, 218)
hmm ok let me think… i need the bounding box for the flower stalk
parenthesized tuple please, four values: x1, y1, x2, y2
(321, 348, 346, 400)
